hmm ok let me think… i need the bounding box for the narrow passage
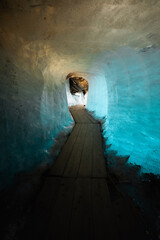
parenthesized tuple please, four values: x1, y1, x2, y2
(19, 105, 146, 240)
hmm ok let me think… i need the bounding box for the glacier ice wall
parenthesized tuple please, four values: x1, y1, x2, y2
(87, 47, 160, 174)
(0, 50, 73, 189)
(87, 72, 108, 118)
(0, 0, 160, 189)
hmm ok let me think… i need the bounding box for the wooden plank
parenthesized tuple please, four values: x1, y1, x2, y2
(80, 109, 92, 123)
(70, 108, 84, 123)
(82, 109, 93, 123)
(81, 109, 96, 124)
(75, 110, 82, 123)
(92, 124, 107, 178)
(84, 109, 99, 124)
(76, 110, 83, 123)
(49, 124, 81, 176)
(78, 124, 93, 177)
(72, 110, 80, 123)
(45, 178, 75, 240)
(70, 106, 96, 124)
(92, 179, 118, 240)
(69, 178, 93, 240)
(63, 124, 88, 177)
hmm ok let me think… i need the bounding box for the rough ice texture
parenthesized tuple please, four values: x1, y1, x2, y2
(87, 47, 160, 175)
(0, 51, 73, 189)
(0, 0, 160, 188)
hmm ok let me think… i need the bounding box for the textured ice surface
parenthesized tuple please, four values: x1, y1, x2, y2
(0, 52, 73, 189)
(0, 0, 160, 188)
(87, 47, 160, 175)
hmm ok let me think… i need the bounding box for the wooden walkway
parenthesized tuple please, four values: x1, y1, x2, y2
(49, 106, 107, 178)
(18, 105, 146, 240)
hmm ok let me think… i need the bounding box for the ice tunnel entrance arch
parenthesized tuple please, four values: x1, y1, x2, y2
(66, 73, 89, 106)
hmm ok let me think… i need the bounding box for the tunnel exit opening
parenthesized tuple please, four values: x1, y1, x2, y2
(66, 73, 89, 106)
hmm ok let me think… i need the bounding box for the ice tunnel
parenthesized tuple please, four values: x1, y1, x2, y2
(0, 0, 160, 189)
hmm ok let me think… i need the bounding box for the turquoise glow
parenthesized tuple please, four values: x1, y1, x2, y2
(87, 47, 160, 175)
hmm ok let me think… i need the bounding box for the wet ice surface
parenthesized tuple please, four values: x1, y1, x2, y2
(87, 47, 160, 175)
(0, 47, 160, 190)
(0, 0, 160, 189)
(0, 54, 74, 189)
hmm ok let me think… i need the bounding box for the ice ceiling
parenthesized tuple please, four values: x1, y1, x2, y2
(0, 0, 160, 188)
